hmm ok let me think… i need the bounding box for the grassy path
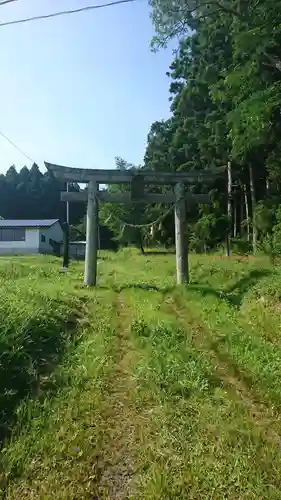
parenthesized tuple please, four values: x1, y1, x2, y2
(2, 252, 281, 498)
(97, 295, 138, 498)
(168, 294, 281, 457)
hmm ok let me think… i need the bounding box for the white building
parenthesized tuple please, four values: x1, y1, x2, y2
(0, 219, 63, 255)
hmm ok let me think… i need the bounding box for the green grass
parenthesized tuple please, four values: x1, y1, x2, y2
(0, 257, 86, 442)
(1, 251, 281, 498)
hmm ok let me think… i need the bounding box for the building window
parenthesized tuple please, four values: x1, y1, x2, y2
(41, 234, 46, 243)
(0, 228, 26, 242)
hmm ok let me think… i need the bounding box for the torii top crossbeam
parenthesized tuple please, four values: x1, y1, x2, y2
(45, 162, 224, 185)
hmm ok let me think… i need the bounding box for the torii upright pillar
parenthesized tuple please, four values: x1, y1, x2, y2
(175, 182, 188, 284)
(84, 180, 99, 286)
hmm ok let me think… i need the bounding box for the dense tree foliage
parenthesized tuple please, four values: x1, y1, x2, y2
(141, 0, 281, 253)
(0, 163, 83, 222)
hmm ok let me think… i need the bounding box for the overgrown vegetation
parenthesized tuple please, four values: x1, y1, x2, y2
(0, 257, 86, 442)
(1, 252, 281, 498)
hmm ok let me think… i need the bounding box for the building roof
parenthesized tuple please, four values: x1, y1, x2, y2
(0, 219, 59, 228)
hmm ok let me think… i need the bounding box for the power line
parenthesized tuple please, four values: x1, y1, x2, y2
(0, 0, 18, 5)
(0, 131, 35, 163)
(0, 0, 138, 27)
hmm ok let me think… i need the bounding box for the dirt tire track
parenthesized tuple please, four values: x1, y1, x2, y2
(165, 296, 281, 447)
(97, 294, 139, 500)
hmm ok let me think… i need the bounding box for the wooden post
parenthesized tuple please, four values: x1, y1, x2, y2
(249, 163, 257, 253)
(66, 182, 70, 224)
(62, 221, 69, 268)
(233, 189, 237, 238)
(174, 183, 188, 284)
(84, 180, 98, 286)
(243, 184, 250, 242)
(226, 160, 232, 257)
(266, 177, 270, 197)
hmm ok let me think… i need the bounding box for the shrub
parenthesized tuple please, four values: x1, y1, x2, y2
(231, 238, 251, 255)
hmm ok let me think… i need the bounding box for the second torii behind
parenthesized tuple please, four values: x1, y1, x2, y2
(45, 162, 222, 286)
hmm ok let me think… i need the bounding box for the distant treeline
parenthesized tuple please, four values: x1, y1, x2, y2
(0, 164, 117, 249)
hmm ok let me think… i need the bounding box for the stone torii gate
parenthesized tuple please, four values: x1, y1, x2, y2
(45, 162, 221, 286)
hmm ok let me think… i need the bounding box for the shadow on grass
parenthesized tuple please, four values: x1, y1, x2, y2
(106, 270, 271, 303)
(143, 251, 176, 256)
(188, 269, 271, 307)
(0, 305, 83, 445)
(113, 283, 175, 294)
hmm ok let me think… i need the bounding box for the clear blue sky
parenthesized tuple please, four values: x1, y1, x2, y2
(0, 0, 174, 174)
